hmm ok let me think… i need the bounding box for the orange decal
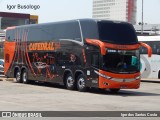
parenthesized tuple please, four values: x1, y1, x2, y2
(29, 42, 60, 51)
(104, 43, 140, 50)
(4, 41, 16, 75)
(82, 49, 86, 63)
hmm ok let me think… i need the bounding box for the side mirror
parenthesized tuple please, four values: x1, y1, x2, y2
(139, 42, 152, 57)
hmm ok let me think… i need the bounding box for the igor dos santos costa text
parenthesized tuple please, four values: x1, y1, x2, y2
(7, 4, 40, 10)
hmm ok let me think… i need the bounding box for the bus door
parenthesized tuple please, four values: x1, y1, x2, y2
(86, 51, 100, 88)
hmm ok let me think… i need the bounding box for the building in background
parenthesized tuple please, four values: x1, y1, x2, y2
(0, 12, 38, 59)
(0, 12, 38, 30)
(30, 15, 38, 24)
(93, 0, 137, 25)
(134, 24, 160, 36)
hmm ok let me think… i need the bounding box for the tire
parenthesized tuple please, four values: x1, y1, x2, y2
(22, 70, 28, 84)
(15, 70, 22, 83)
(109, 88, 120, 93)
(77, 74, 87, 92)
(65, 73, 75, 90)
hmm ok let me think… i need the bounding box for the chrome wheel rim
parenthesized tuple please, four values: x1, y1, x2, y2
(23, 72, 27, 82)
(16, 72, 20, 82)
(67, 76, 74, 87)
(78, 78, 85, 89)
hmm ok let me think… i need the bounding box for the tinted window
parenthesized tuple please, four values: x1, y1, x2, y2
(91, 53, 99, 68)
(103, 50, 140, 73)
(27, 21, 82, 42)
(98, 21, 138, 44)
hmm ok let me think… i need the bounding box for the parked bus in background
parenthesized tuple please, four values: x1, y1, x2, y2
(4, 19, 152, 93)
(138, 35, 160, 79)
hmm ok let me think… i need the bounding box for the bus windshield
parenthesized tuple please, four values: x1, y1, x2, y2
(102, 49, 140, 73)
(98, 21, 138, 44)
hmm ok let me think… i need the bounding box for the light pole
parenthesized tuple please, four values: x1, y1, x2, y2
(141, 0, 143, 34)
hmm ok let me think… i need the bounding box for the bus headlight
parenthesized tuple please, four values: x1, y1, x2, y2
(94, 70, 112, 79)
(135, 76, 141, 80)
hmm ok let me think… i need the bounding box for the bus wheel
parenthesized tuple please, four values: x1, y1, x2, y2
(77, 74, 87, 92)
(109, 88, 120, 93)
(66, 74, 75, 90)
(15, 70, 21, 83)
(22, 70, 28, 84)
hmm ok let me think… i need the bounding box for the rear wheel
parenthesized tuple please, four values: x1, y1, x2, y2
(109, 88, 120, 93)
(77, 74, 87, 92)
(22, 70, 28, 84)
(15, 70, 21, 83)
(65, 73, 75, 90)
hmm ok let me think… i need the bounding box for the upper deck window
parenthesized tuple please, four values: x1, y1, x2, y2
(98, 21, 138, 44)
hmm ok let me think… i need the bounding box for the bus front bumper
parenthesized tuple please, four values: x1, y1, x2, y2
(97, 70, 141, 89)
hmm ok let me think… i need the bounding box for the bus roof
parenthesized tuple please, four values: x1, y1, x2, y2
(6, 19, 137, 44)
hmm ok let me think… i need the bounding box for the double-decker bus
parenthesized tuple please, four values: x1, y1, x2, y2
(138, 35, 160, 79)
(4, 19, 152, 93)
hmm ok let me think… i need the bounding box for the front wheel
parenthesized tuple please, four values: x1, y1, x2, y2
(77, 74, 87, 92)
(22, 70, 29, 84)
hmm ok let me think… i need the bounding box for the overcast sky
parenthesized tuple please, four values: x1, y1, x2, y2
(0, 0, 160, 24)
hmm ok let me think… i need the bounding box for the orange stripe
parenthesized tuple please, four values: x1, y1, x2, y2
(99, 70, 140, 79)
(4, 41, 16, 75)
(86, 39, 140, 55)
(25, 31, 36, 76)
(82, 49, 86, 63)
(98, 70, 140, 89)
(86, 39, 106, 55)
(104, 43, 140, 50)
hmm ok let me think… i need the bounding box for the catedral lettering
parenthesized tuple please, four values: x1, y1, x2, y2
(4, 19, 152, 93)
(29, 42, 60, 51)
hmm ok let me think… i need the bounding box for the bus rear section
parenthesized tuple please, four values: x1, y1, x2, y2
(4, 19, 152, 93)
(4, 27, 16, 76)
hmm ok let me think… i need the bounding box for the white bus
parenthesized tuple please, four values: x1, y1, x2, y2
(138, 36, 160, 79)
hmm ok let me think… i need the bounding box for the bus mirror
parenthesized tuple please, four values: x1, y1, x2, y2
(139, 42, 152, 57)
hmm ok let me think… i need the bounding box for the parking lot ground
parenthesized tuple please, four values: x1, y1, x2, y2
(141, 78, 160, 83)
(0, 77, 160, 119)
(0, 77, 160, 111)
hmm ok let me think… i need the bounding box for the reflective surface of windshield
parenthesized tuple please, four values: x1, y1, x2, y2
(98, 21, 138, 44)
(102, 49, 140, 73)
